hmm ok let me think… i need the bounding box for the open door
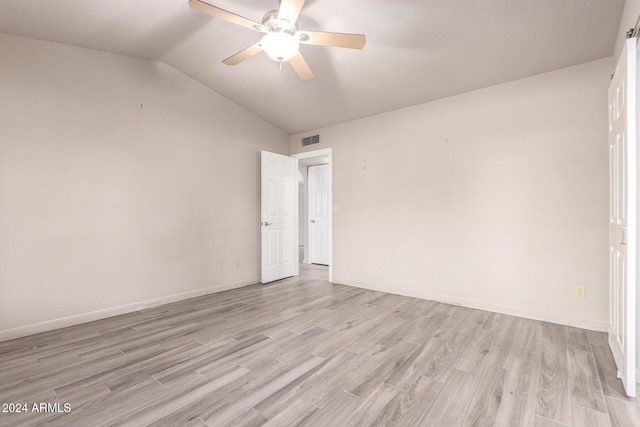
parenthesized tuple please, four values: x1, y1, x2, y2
(608, 37, 637, 397)
(261, 151, 298, 284)
(308, 164, 330, 265)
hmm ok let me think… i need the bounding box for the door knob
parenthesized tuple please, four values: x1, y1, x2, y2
(262, 221, 273, 226)
(310, 220, 316, 223)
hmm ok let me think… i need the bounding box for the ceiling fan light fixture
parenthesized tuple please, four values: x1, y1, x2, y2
(260, 31, 299, 62)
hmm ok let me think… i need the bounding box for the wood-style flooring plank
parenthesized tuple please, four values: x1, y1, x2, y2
(461, 365, 507, 427)
(261, 398, 318, 427)
(540, 322, 567, 355)
(185, 418, 209, 427)
(494, 358, 538, 427)
(312, 318, 381, 358)
(591, 344, 638, 403)
(144, 359, 288, 427)
(345, 316, 406, 353)
(484, 315, 521, 370)
(532, 415, 567, 427)
(8, 390, 62, 427)
(565, 326, 591, 352)
(571, 402, 611, 427)
(54, 381, 111, 408)
(46, 377, 162, 426)
(303, 346, 390, 408)
(244, 327, 328, 369)
(418, 369, 477, 427)
(154, 334, 270, 383)
(0, 389, 59, 427)
(301, 391, 362, 427)
(432, 307, 488, 341)
(381, 375, 442, 426)
(201, 356, 326, 426)
(402, 313, 448, 345)
(222, 408, 268, 427)
(385, 337, 442, 390)
(456, 329, 492, 374)
(422, 332, 471, 382)
(605, 396, 640, 427)
(393, 298, 430, 320)
(253, 350, 352, 418)
(536, 349, 570, 424)
(114, 368, 249, 426)
(567, 347, 607, 413)
(586, 330, 608, 347)
(515, 320, 541, 363)
(346, 341, 417, 399)
(343, 383, 402, 426)
(0, 344, 168, 403)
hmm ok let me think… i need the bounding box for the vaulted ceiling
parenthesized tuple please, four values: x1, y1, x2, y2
(0, 0, 625, 134)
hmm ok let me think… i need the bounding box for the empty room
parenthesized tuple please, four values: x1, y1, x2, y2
(2, 0, 640, 426)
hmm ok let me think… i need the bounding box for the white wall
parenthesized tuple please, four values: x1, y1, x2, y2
(291, 58, 611, 331)
(0, 34, 289, 339)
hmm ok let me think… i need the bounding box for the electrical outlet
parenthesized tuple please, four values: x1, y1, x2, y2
(227, 261, 233, 271)
(358, 261, 364, 270)
(575, 286, 585, 299)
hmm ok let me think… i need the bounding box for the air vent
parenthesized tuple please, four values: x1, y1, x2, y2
(301, 134, 320, 146)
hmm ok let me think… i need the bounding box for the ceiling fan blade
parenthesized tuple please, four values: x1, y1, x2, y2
(188, 0, 266, 32)
(222, 42, 263, 66)
(278, 0, 305, 25)
(289, 52, 314, 80)
(298, 31, 366, 49)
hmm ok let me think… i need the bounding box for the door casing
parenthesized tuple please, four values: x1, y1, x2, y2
(292, 148, 333, 282)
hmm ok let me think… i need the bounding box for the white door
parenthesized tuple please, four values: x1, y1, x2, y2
(261, 151, 297, 283)
(308, 164, 330, 265)
(608, 37, 637, 397)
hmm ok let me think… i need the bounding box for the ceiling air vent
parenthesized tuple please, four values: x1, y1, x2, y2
(301, 134, 320, 146)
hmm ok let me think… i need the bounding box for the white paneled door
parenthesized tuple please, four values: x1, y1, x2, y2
(308, 164, 330, 265)
(261, 151, 297, 284)
(608, 37, 637, 397)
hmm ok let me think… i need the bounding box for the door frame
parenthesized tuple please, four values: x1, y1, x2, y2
(292, 148, 333, 282)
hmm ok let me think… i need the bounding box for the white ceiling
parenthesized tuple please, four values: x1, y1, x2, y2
(0, 0, 624, 134)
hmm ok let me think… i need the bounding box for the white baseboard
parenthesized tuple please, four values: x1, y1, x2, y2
(332, 277, 608, 332)
(0, 275, 611, 343)
(0, 278, 258, 343)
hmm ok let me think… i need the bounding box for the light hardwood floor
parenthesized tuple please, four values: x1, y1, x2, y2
(1, 267, 639, 426)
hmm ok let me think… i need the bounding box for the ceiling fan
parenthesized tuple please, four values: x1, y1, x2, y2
(188, 0, 366, 80)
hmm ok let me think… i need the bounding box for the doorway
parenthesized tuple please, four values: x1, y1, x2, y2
(292, 148, 332, 282)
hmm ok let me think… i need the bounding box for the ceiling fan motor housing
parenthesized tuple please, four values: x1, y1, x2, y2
(263, 10, 297, 33)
